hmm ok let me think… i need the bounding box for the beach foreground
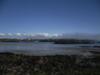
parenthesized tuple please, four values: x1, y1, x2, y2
(0, 52, 100, 75)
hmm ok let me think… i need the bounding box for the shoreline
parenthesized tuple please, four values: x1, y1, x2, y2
(1, 47, 100, 57)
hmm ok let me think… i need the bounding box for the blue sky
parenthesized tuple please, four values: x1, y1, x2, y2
(0, 0, 100, 34)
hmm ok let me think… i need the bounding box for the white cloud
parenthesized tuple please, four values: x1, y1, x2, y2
(0, 33, 100, 40)
(52, 34, 59, 37)
(0, 33, 6, 36)
(15, 33, 22, 36)
(7, 33, 13, 36)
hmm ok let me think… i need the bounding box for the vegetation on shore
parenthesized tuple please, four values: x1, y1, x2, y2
(0, 52, 100, 75)
(0, 38, 95, 44)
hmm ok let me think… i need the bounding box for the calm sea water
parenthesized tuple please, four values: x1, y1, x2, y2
(0, 42, 99, 56)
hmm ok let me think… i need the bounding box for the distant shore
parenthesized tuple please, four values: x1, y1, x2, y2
(0, 38, 95, 44)
(0, 52, 100, 75)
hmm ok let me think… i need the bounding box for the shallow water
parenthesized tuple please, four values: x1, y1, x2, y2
(0, 42, 99, 56)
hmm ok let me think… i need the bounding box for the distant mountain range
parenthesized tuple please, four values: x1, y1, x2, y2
(0, 33, 100, 40)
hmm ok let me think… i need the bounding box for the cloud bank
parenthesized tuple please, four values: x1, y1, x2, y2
(0, 33, 100, 40)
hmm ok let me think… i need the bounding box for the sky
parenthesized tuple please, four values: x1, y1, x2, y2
(0, 0, 100, 34)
